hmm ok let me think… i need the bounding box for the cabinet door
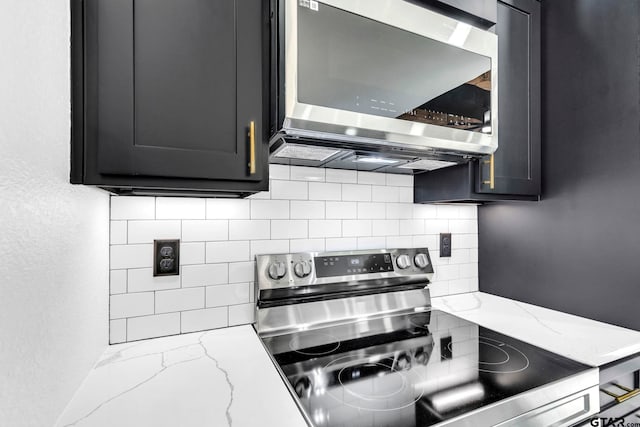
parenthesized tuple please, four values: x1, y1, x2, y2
(90, 0, 265, 182)
(477, 0, 540, 195)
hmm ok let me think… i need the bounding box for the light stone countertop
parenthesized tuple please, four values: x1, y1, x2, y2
(432, 291, 640, 367)
(55, 325, 307, 427)
(55, 293, 640, 427)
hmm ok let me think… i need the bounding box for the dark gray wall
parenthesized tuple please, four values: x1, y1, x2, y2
(478, 0, 640, 331)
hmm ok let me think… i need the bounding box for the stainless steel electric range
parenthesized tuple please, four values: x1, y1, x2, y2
(254, 248, 599, 427)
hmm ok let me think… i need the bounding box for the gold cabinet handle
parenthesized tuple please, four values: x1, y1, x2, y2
(601, 384, 640, 403)
(482, 154, 495, 190)
(248, 121, 256, 175)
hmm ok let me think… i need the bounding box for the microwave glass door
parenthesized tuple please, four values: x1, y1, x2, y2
(297, 1, 493, 134)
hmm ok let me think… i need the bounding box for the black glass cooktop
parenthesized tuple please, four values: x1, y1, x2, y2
(260, 309, 590, 427)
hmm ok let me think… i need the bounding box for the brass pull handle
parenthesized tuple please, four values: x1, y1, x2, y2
(248, 121, 256, 175)
(601, 384, 640, 403)
(482, 154, 495, 190)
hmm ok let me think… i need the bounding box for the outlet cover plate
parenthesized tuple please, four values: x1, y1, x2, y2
(440, 233, 452, 257)
(154, 239, 180, 277)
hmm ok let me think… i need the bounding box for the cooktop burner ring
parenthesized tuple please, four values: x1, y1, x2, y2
(323, 354, 426, 412)
(338, 361, 408, 400)
(478, 336, 530, 374)
(288, 332, 341, 356)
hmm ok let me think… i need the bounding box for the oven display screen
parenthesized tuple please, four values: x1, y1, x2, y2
(314, 253, 394, 277)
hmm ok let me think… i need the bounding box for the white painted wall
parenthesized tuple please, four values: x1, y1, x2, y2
(0, 1, 110, 426)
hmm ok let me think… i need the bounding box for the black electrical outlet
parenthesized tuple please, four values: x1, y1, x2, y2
(441, 336, 453, 360)
(440, 233, 452, 257)
(154, 239, 180, 277)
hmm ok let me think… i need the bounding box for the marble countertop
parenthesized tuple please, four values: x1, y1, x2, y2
(55, 325, 307, 427)
(432, 292, 640, 367)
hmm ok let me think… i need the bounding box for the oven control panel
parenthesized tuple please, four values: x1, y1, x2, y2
(315, 253, 394, 277)
(256, 248, 434, 288)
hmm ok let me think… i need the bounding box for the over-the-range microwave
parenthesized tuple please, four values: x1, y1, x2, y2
(269, 0, 498, 173)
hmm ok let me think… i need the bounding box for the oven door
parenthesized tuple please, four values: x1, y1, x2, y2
(280, 0, 498, 155)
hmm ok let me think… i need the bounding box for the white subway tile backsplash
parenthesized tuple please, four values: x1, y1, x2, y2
(326, 201, 357, 219)
(110, 221, 127, 245)
(372, 219, 400, 236)
(357, 171, 386, 185)
(357, 202, 386, 219)
(449, 278, 473, 295)
(357, 237, 386, 250)
(469, 248, 478, 262)
(342, 184, 371, 202)
(456, 234, 479, 249)
(156, 198, 205, 220)
(110, 292, 154, 319)
(449, 219, 477, 234)
(128, 220, 181, 244)
(181, 307, 228, 333)
(449, 249, 471, 265)
(206, 283, 250, 308)
(458, 205, 478, 219)
(424, 219, 449, 234)
(459, 263, 478, 279)
(386, 203, 413, 219)
(206, 241, 250, 263)
(290, 239, 325, 253)
(110, 319, 127, 344)
(206, 199, 250, 220)
(110, 168, 477, 342)
(399, 219, 425, 236)
(372, 186, 399, 203)
(156, 287, 205, 313)
(269, 164, 290, 180)
(247, 191, 271, 200)
(309, 182, 341, 201)
(110, 244, 153, 269)
(111, 196, 155, 220)
(271, 180, 308, 200)
(127, 313, 180, 341)
(127, 268, 180, 293)
(398, 187, 413, 203)
(250, 200, 290, 219)
(413, 204, 437, 219)
(180, 242, 206, 265)
(228, 220, 270, 240)
(271, 220, 308, 239)
(290, 166, 325, 182)
(386, 174, 413, 187)
(182, 220, 228, 242)
(325, 237, 358, 251)
(308, 220, 342, 238)
(412, 235, 438, 250)
(385, 236, 413, 248)
(182, 263, 228, 287)
(436, 204, 460, 219)
(290, 201, 325, 219)
(228, 261, 255, 283)
(435, 264, 460, 281)
(250, 240, 289, 258)
(229, 303, 255, 326)
(342, 220, 372, 237)
(110, 270, 127, 295)
(325, 169, 357, 184)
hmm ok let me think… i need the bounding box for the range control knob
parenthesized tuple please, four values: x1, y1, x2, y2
(293, 260, 312, 278)
(396, 254, 411, 269)
(414, 253, 430, 269)
(268, 261, 287, 280)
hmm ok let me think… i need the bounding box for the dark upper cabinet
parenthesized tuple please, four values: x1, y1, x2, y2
(415, 0, 541, 203)
(71, 0, 269, 196)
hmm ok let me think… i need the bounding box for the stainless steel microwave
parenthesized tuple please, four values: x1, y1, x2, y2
(269, 0, 499, 173)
